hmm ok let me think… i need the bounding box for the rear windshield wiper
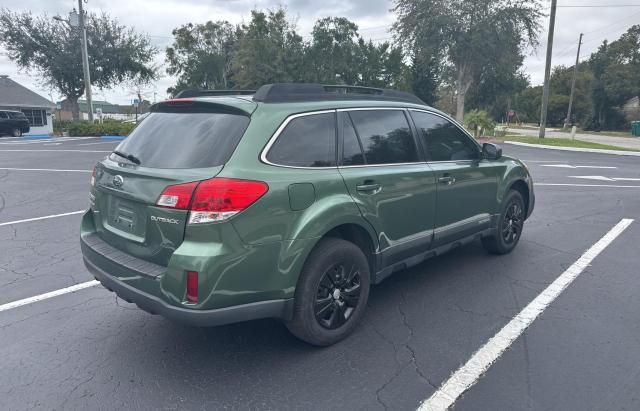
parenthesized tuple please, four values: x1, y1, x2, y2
(112, 150, 141, 165)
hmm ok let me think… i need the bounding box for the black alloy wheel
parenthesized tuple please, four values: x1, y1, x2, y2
(502, 201, 523, 245)
(315, 263, 362, 330)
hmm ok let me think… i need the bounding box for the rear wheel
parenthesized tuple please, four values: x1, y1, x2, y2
(287, 238, 370, 346)
(11, 128, 22, 137)
(482, 190, 525, 255)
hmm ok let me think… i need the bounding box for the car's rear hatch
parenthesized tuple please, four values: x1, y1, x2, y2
(90, 98, 255, 266)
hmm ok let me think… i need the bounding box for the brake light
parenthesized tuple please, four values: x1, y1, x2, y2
(156, 182, 198, 209)
(189, 178, 269, 224)
(90, 166, 96, 187)
(155, 178, 268, 224)
(186, 271, 198, 304)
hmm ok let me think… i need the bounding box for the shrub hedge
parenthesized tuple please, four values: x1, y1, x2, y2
(55, 120, 136, 137)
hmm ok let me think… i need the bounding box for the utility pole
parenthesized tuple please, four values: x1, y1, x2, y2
(78, 0, 94, 122)
(564, 33, 583, 130)
(539, 0, 558, 139)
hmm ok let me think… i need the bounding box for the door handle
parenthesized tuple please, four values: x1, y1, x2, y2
(356, 183, 382, 193)
(438, 176, 456, 185)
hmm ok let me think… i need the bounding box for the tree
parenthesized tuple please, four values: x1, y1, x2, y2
(166, 21, 242, 96)
(393, 0, 543, 121)
(464, 109, 495, 137)
(0, 9, 157, 120)
(306, 17, 409, 89)
(305, 17, 361, 84)
(587, 25, 640, 129)
(231, 9, 305, 88)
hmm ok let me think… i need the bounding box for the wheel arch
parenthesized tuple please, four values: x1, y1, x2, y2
(322, 222, 378, 276)
(508, 179, 530, 218)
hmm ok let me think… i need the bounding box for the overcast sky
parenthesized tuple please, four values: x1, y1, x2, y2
(1, 0, 638, 105)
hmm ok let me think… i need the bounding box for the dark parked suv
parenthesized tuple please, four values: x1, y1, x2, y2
(81, 84, 535, 346)
(0, 110, 30, 137)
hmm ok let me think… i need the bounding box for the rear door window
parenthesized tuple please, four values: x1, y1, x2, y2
(410, 111, 480, 161)
(348, 110, 419, 165)
(113, 111, 250, 169)
(342, 114, 365, 166)
(266, 112, 336, 167)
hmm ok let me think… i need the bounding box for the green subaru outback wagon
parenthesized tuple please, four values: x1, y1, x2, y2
(81, 84, 534, 346)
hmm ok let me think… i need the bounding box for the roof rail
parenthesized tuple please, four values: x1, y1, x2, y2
(174, 89, 256, 98)
(252, 83, 425, 105)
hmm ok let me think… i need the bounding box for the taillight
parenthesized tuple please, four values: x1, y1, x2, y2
(186, 271, 198, 304)
(155, 178, 268, 224)
(189, 178, 269, 224)
(156, 182, 198, 209)
(90, 166, 96, 187)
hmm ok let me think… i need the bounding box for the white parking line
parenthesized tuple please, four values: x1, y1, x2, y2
(0, 149, 110, 153)
(0, 167, 90, 173)
(78, 141, 119, 146)
(0, 281, 100, 313)
(536, 183, 640, 188)
(0, 210, 85, 227)
(542, 164, 617, 169)
(418, 218, 634, 411)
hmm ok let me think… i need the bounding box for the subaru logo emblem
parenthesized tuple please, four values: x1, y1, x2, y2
(113, 175, 124, 188)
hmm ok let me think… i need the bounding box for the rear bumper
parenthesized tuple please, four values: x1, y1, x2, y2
(84, 256, 293, 327)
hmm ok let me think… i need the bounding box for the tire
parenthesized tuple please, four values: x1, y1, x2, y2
(12, 128, 22, 137)
(482, 190, 526, 255)
(287, 238, 371, 346)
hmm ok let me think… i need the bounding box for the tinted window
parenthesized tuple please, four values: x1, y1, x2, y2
(9, 112, 26, 119)
(0, 112, 7, 119)
(411, 111, 479, 161)
(113, 112, 249, 169)
(266, 112, 336, 167)
(348, 110, 418, 165)
(342, 115, 365, 166)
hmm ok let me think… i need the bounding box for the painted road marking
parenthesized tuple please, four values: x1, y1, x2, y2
(0, 210, 85, 227)
(569, 176, 640, 182)
(542, 164, 617, 169)
(536, 183, 640, 188)
(78, 141, 119, 146)
(418, 218, 634, 411)
(0, 149, 110, 153)
(0, 167, 90, 173)
(0, 281, 100, 313)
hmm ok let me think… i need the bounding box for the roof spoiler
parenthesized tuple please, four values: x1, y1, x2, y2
(174, 89, 256, 98)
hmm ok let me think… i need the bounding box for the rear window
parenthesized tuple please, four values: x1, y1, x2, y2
(113, 112, 249, 169)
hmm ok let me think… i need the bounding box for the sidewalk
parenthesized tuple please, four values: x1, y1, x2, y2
(509, 127, 640, 151)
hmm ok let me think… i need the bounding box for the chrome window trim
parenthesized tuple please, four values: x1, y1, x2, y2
(337, 107, 410, 112)
(408, 108, 483, 163)
(260, 110, 338, 170)
(339, 162, 427, 169)
(260, 107, 437, 170)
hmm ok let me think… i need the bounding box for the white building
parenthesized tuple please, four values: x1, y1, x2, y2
(0, 74, 55, 136)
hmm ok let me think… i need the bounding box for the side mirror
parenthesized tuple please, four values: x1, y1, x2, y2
(482, 143, 502, 160)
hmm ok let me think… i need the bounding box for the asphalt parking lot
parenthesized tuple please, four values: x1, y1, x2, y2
(0, 136, 638, 410)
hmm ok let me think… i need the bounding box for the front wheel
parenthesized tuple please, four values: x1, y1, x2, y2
(287, 238, 370, 346)
(12, 128, 22, 137)
(482, 190, 525, 255)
